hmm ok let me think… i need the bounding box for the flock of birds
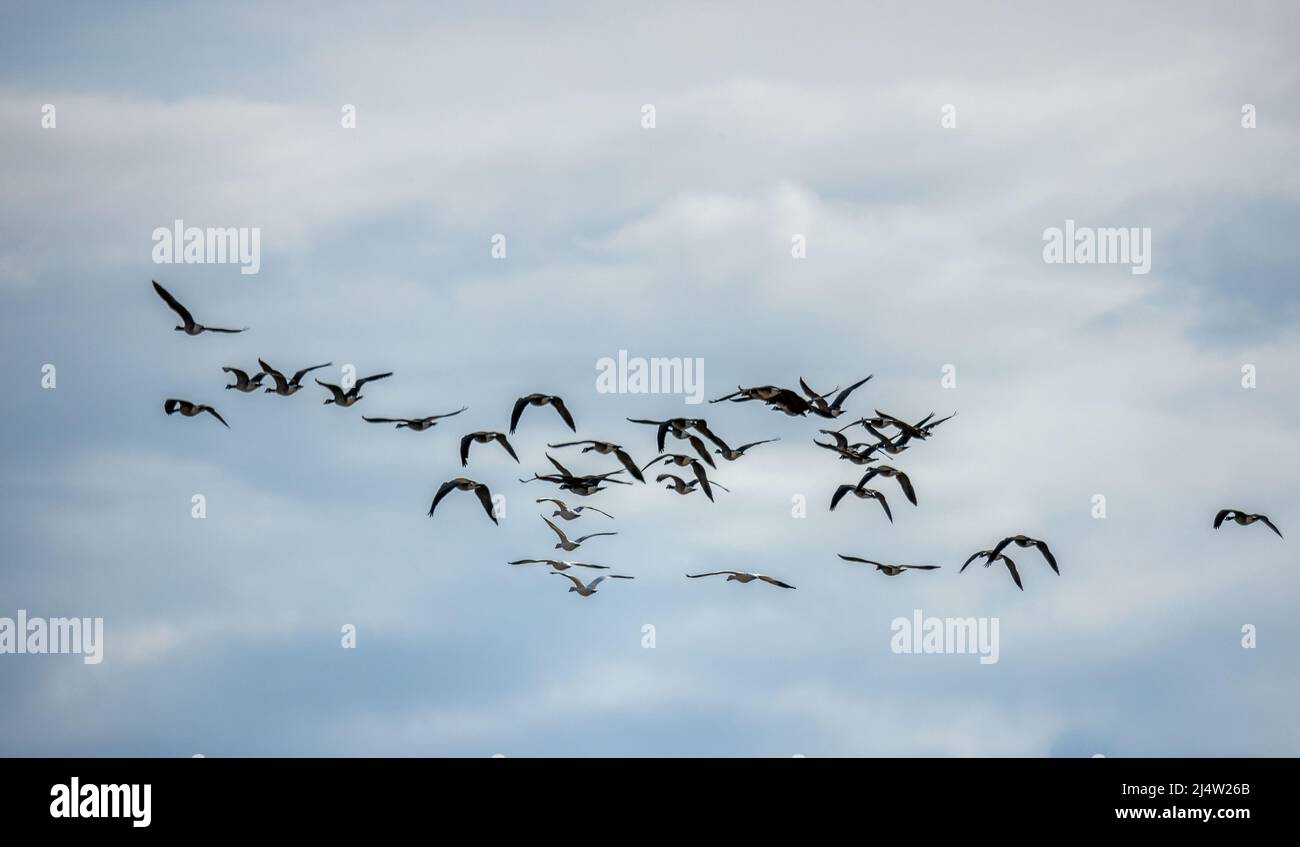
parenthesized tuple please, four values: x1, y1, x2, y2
(154, 279, 1285, 597)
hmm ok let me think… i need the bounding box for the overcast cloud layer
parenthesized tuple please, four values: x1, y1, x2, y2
(1, 1, 1298, 756)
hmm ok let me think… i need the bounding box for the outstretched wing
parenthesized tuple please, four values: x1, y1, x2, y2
(1213, 509, 1232, 528)
(1004, 558, 1024, 591)
(550, 396, 576, 431)
(838, 555, 885, 567)
(758, 575, 797, 589)
(574, 531, 618, 544)
(202, 406, 230, 429)
(552, 572, 584, 589)
(871, 490, 893, 523)
(613, 448, 645, 482)
(832, 375, 872, 410)
(689, 461, 714, 501)
(685, 572, 738, 579)
(580, 506, 615, 519)
(315, 380, 348, 404)
(1260, 515, 1284, 538)
(830, 484, 854, 511)
(542, 516, 568, 543)
(894, 471, 918, 506)
(960, 551, 989, 573)
(494, 433, 520, 463)
(509, 397, 529, 434)
(459, 434, 474, 467)
(152, 280, 194, 327)
(427, 480, 457, 517)
(292, 362, 332, 384)
(545, 454, 575, 479)
(1034, 540, 1059, 574)
(473, 483, 499, 524)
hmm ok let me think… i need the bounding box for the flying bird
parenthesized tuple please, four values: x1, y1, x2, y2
(988, 535, 1058, 574)
(856, 465, 917, 505)
(551, 572, 634, 597)
(685, 571, 796, 589)
(837, 555, 939, 576)
(316, 371, 393, 407)
(1214, 509, 1283, 538)
(536, 498, 615, 520)
(814, 430, 882, 465)
(427, 478, 498, 524)
(163, 398, 229, 428)
(542, 516, 617, 552)
(521, 455, 630, 496)
(151, 280, 248, 335)
(259, 359, 332, 397)
(362, 407, 467, 430)
(626, 417, 728, 456)
(548, 440, 646, 482)
(801, 375, 872, 418)
(960, 549, 1023, 590)
(642, 454, 718, 499)
(510, 394, 576, 434)
(507, 558, 609, 571)
(460, 431, 520, 466)
(657, 473, 730, 496)
(221, 366, 264, 392)
(830, 482, 893, 521)
(714, 438, 779, 461)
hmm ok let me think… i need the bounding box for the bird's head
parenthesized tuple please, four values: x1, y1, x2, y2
(173, 325, 184, 332)
(725, 574, 737, 582)
(553, 542, 563, 550)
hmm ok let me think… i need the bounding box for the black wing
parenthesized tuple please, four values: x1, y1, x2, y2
(510, 397, 530, 434)
(550, 397, 577, 431)
(427, 480, 457, 517)
(152, 280, 194, 328)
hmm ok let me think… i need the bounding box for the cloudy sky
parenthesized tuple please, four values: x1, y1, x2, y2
(1, 1, 1298, 756)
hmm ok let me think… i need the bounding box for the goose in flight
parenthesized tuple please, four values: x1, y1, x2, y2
(552, 572, 634, 597)
(548, 440, 646, 482)
(710, 385, 782, 403)
(763, 388, 814, 417)
(427, 478, 498, 524)
(657, 473, 730, 496)
(362, 407, 467, 430)
(714, 437, 779, 461)
(960, 549, 1023, 590)
(460, 431, 520, 466)
(642, 454, 718, 500)
(685, 571, 796, 589)
(221, 366, 265, 392)
(830, 482, 893, 521)
(535, 498, 614, 521)
(259, 358, 332, 397)
(837, 555, 939, 577)
(316, 372, 393, 407)
(510, 394, 576, 434)
(861, 423, 916, 456)
(151, 280, 248, 335)
(988, 535, 1058, 574)
(1214, 509, 1283, 538)
(164, 398, 230, 428)
(508, 558, 609, 571)
(626, 417, 728, 456)
(542, 516, 617, 551)
(801, 375, 872, 418)
(856, 465, 917, 506)
(814, 430, 882, 465)
(521, 455, 630, 496)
